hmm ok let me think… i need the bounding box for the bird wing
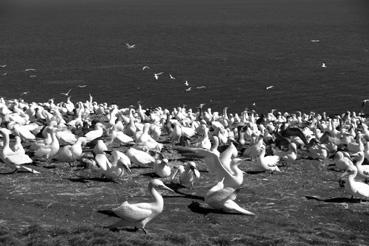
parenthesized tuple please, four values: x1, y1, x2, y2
(264, 156, 280, 167)
(112, 201, 153, 222)
(175, 146, 233, 180)
(5, 153, 32, 165)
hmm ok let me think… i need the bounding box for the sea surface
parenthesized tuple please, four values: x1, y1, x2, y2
(0, 0, 368, 114)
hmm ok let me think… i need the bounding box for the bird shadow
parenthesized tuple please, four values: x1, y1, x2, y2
(66, 176, 118, 183)
(187, 201, 241, 215)
(305, 195, 367, 203)
(163, 182, 204, 201)
(245, 170, 266, 175)
(141, 172, 161, 178)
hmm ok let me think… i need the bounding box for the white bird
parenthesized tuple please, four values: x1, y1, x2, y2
(126, 43, 136, 49)
(77, 84, 88, 88)
(126, 147, 155, 167)
(21, 91, 30, 97)
(185, 87, 192, 92)
(171, 161, 200, 188)
(321, 62, 327, 68)
(60, 88, 72, 97)
(184, 80, 189, 86)
(196, 86, 206, 89)
(24, 68, 36, 72)
(257, 145, 281, 172)
(34, 127, 60, 161)
(0, 128, 39, 173)
(0, 64, 7, 68)
(154, 158, 171, 178)
(175, 147, 244, 189)
(310, 39, 320, 43)
(142, 66, 150, 71)
(341, 165, 369, 199)
(107, 179, 173, 234)
(111, 150, 131, 171)
(205, 179, 255, 216)
(53, 137, 87, 164)
(333, 151, 353, 171)
(154, 72, 164, 80)
(84, 123, 105, 143)
(169, 74, 175, 80)
(266, 85, 274, 90)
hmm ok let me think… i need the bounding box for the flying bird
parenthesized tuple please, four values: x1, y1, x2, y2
(266, 85, 274, 90)
(196, 86, 207, 89)
(77, 84, 88, 88)
(310, 39, 320, 43)
(20, 91, 30, 96)
(0, 64, 7, 68)
(60, 89, 72, 96)
(321, 62, 327, 68)
(184, 80, 189, 86)
(185, 87, 192, 92)
(154, 72, 164, 80)
(125, 43, 136, 49)
(169, 74, 175, 80)
(25, 68, 36, 72)
(142, 66, 150, 71)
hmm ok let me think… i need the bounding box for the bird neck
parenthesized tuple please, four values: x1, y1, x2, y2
(0, 131, 12, 155)
(149, 185, 164, 210)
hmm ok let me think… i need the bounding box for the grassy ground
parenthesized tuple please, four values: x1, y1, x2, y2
(1, 145, 369, 246)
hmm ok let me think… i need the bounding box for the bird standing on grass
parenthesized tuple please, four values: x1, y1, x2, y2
(99, 179, 174, 234)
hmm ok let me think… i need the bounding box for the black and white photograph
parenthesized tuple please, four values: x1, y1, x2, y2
(0, 0, 369, 245)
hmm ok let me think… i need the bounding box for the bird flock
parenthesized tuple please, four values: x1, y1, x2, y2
(1, 95, 369, 233)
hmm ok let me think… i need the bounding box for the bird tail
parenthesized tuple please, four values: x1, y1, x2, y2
(224, 200, 256, 216)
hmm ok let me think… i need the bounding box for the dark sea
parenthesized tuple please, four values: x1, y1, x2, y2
(0, 0, 369, 114)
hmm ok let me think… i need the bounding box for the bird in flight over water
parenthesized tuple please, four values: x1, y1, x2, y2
(321, 62, 327, 68)
(154, 72, 164, 80)
(184, 80, 189, 86)
(25, 68, 36, 72)
(60, 89, 72, 96)
(266, 85, 274, 90)
(0, 64, 7, 68)
(125, 43, 136, 49)
(142, 66, 150, 71)
(78, 84, 88, 88)
(169, 74, 175, 80)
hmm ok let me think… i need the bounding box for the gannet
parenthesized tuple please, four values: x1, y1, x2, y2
(154, 158, 171, 178)
(125, 43, 136, 49)
(171, 161, 200, 188)
(154, 72, 164, 80)
(257, 145, 280, 172)
(341, 165, 369, 199)
(0, 128, 39, 173)
(205, 179, 255, 216)
(107, 179, 174, 234)
(60, 89, 72, 97)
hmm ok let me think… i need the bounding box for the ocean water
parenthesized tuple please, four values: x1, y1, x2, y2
(0, 0, 368, 114)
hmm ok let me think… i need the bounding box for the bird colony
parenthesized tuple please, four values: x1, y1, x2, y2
(1, 96, 369, 233)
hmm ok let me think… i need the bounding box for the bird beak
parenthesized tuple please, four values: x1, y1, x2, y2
(123, 163, 132, 173)
(161, 184, 175, 193)
(170, 168, 179, 180)
(192, 168, 201, 179)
